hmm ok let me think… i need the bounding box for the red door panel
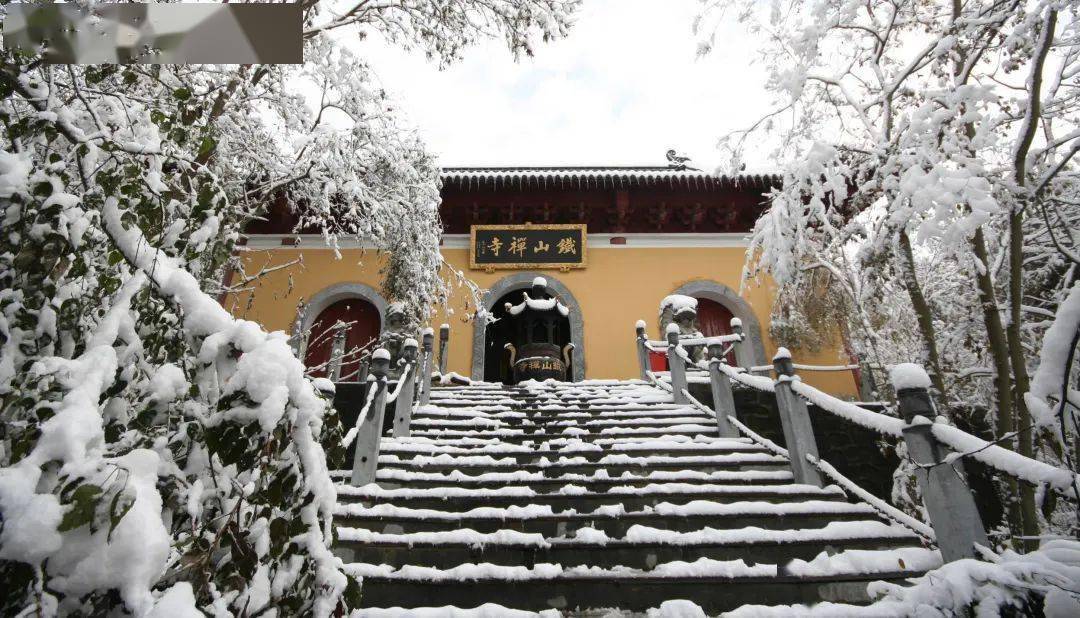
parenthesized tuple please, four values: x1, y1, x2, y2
(304, 298, 381, 380)
(695, 297, 737, 365)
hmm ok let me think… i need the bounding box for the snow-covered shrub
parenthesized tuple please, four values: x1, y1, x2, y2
(702, 0, 1080, 544)
(0, 1, 577, 614)
(866, 539, 1080, 616)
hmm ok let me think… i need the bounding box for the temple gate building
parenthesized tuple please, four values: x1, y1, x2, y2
(233, 166, 860, 397)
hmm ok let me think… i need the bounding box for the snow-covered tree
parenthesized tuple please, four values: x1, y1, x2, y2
(699, 0, 1079, 546)
(0, 1, 578, 614)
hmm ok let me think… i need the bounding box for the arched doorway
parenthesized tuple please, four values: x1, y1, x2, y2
(471, 272, 586, 382)
(672, 280, 766, 368)
(483, 288, 573, 384)
(304, 298, 381, 380)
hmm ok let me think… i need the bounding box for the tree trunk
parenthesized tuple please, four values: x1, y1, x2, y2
(896, 231, 949, 409)
(972, 227, 1025, 539)
(1008, 8, 1057, 552)
(1010, 211, 1040, 550)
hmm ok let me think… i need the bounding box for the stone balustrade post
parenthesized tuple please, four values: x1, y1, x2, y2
(666, 323, 689, 405)
(419, 328, 434, 406)
(391, 338, 419, 438)
(355, 357, 370, 385)
(772, 348, 823, 487)
(729, 318, 743, 364)
(893, 364, 988, 563)
(438, 323, 450, 375)
(635, 320, 650, 381)
(351, 349, 390, 486)
(329, 327, 346, 382)
(706, 343, 739, 438)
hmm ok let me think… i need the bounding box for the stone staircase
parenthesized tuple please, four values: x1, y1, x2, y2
(333, 380, 941, 615)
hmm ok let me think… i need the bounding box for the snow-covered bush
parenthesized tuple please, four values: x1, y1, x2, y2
(867, 539, 1080, 616)
(0, 1, 577, 614)
(700, 0, 1080, 548)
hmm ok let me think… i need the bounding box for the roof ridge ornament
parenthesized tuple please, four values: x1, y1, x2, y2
(665, 149, 701, 172)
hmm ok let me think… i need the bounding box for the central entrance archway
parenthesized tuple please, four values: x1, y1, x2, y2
(483, 289, 573, 384)
(471, 273, 586, 382)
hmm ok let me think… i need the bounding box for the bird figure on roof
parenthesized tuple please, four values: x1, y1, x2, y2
(666, 149, 700, 171)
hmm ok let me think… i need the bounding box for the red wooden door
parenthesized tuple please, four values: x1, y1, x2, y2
(304, 298, 381, 380)
(695, 297, 737, 365)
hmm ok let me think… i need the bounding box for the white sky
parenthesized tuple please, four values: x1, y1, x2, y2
(361, 0, 774, 171)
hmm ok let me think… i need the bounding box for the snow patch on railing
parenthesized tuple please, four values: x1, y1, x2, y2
(931, 423, 1080, 498)
(789, 380, 905, 437)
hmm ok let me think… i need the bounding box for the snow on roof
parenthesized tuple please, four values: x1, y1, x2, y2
(440, 166, 781, 191)
(505, 295, 570, 317)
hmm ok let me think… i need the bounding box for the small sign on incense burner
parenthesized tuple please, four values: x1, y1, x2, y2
(470, 224, 586, 271)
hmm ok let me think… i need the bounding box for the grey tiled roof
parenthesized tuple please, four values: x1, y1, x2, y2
(439, 166, 780, 190)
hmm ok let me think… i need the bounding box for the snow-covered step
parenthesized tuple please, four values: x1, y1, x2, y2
(423, 401, 687, 412)
(345, 546, 941, 614)
(413, 408, 708, 422)
(335, 499, 885, 537)
(339, 381, 937, 614)
(336, 519, 923, 571)
(406, 425, 717, 442)
(376, 435, 767, 458)
(409, 415, 717, 430)
(371, 467, 795, 490)
(336, 482, 849, 512)
(369, 451, 790, 475)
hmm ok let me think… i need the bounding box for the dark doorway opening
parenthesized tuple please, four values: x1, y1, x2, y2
(483, 289, 572, 384)
(304, 298, 381, 380)
(695, 297, 737, 365)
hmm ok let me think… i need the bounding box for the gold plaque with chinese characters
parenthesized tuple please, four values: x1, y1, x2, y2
(469, 224, 587, 270)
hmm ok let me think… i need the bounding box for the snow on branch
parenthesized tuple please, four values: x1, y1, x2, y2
(101, 198, 348, 614)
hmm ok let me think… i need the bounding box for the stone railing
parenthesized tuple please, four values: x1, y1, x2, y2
(343, 326, 444, 486)
(635, 319, 1080, 564)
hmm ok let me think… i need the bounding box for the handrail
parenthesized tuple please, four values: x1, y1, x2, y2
(808, 453, 936, 542)
(749, 363, 860, 373)
(634, 318, 1080, 562)
(643, 340, 667, 353)
(384, 362, 414, 403)
(778, 366, 1079, 500)
(350, 349, 391, 485)
(673, 383, 935, 542)
(788, 379, 904, 437)
(437, 323, 450, 375)
(341, 384, 378, 449)
(929, 422, 1080, 498)
(646, 370, 672, 392)
(646, 333, 742, 348)
(670, 333, 744, 346)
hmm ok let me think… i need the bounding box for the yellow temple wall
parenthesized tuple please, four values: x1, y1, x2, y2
(228, 244, 860, 398)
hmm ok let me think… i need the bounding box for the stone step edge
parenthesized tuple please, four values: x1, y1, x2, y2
(333, 500, 877, 522)
(405, 429, 716, 441)
(364, 462, 789, 474)
(336, 484, 847, 501)
(410, 416, 715, 426)
(365, 478, 794, 492)
(362, 453, 788, 468)
(334, 519, 918, 548)
(343, 566, 931, 585)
